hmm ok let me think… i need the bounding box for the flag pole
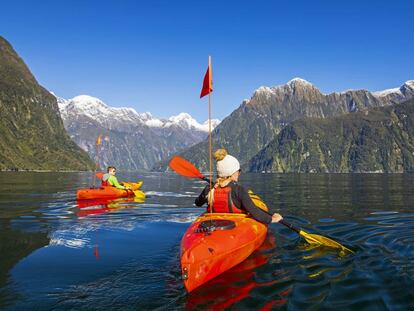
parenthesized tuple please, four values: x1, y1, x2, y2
(208, 55, 213, 214)
(92, 148, 97, 188)
(93, 135, 101, 188)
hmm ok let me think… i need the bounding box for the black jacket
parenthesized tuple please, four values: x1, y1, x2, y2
(194, 181, 272, 225)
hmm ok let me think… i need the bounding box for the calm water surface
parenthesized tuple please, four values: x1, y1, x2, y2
(0, 172, 413, 310)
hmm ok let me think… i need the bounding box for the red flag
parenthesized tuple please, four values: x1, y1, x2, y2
(200, 57, 213, 98)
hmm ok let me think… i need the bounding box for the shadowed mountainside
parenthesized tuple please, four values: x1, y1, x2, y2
(0, 36, 94, 170)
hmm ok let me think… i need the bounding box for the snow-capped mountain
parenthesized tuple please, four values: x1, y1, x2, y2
(56, 94, 220, 170)
(58, 95, 220, 132)
(167, 78, 414, 172)
(166, 113, 221, 132)
(253, 78, 414, 100)
(373, 80, 414, 102)
(252, 78, 322, 102)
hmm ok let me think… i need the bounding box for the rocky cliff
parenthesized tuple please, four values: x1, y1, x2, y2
(249, 98, 414, 173)
(0, 36, 94, 170)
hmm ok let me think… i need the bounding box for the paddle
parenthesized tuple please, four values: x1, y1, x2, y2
(169, 155, 353, 255)
(169, 155, 211, 183)
(128, 189, 146, 199)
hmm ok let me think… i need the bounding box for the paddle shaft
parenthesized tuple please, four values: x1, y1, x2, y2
(279, 219, 300, 233)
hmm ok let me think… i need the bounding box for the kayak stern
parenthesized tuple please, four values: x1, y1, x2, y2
(181, 213, 268, 292)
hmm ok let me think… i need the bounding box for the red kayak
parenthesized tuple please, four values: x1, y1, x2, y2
(185, 235, 277, 309)
(76, 181, 144, 200)
(181, 212, 268, 292)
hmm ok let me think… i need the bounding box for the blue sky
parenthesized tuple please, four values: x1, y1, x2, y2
(1, 0, 413, 121)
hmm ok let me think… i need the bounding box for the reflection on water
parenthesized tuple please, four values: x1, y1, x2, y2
(185, 235, 284, 310)
(76, 196, 146, 217)
(0, 172, 413, 310)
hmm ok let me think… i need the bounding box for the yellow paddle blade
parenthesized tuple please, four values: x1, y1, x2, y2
(299, 230, 353, 255)
(122, 181, 143, 191)
(133, 190, 146, 200)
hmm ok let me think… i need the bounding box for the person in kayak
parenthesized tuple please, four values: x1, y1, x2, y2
(195, 149, 283, 225)
(102, 166, 131, 190)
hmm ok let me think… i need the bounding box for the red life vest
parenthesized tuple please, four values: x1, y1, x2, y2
(101, 173, 111, 187)
(208, 186, 244, 214)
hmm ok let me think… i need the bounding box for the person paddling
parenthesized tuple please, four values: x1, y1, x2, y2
(195, 149, 283, 224)
(102, 166, 131, 190)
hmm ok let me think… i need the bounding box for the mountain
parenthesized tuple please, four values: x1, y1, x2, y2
(58, 95, 220, 170)
(0, 36, 94, 170)
(248, 97, 414, 173)
(373, 81, 414, 102)
(167, 78, 414, 172)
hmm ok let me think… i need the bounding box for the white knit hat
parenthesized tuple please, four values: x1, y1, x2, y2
(216, 154, 240, 177)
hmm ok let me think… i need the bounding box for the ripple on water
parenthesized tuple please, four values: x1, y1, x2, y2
(318, 218, 336, 223)
(145, 191, 195, 198)
(2, 173, 414, 310)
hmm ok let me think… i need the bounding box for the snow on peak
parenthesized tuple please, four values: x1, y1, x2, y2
(256, 78, 314, 94)
(373, 80, 414, 97)
(201, 119, 221, 132)
(60, 95, 143, 123)
(287, 77, 313, 86)
(166, 112, 220, 132)
(252, 78, 316, 99)
(404, 80, 414, 89)
(168, 112, 194, 123)
(373, 87, 401, 97)
(72, 95, 105, 106)
(256, 86, 272, 93)
(143, 114, 164, 127)
(139, 112, 154, 121)
(55, 93, 220, 132)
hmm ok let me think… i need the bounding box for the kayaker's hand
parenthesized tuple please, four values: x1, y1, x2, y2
(271, 213, 283, 223)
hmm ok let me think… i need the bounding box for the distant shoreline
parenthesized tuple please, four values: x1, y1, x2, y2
(0, 169, 91, 173)
(0, 169, 410, 174)
(0, 169, 148, 173)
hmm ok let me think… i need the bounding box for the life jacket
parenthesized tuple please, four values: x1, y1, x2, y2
(208, 185, 244, 214)
(101, 173, 110, 187)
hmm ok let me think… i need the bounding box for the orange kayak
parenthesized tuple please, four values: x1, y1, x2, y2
(76, 181, 144, 200)
(181, 213, 268, 292)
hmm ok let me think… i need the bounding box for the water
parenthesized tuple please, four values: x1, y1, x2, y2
(0, 172, 413, 310)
